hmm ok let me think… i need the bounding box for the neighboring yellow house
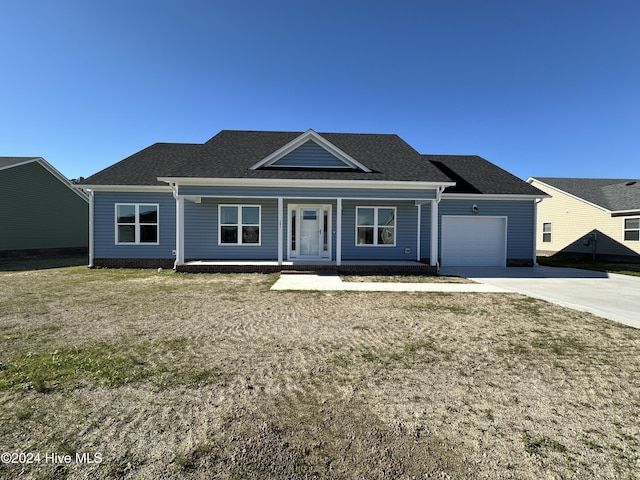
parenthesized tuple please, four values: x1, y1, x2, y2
(527, 177, 640, 262)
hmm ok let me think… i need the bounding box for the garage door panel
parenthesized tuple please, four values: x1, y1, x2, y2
(442, 217, 506, 266)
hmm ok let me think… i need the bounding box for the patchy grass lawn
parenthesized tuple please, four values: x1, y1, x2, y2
(0, 267, 638, 479)
(537, 256, 640, 277)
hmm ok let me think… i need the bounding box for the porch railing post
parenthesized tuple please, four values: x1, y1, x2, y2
(336, 198, 342, 266)
(277, 197, 283, 265)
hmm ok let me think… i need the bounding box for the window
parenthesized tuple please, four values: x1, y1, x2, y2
(624, 217, 639, 241)
(219, 205, 260, 245)
(542, 222, 552, 243)
(115, 204, 158, 244)
(356, 207, 396, 246)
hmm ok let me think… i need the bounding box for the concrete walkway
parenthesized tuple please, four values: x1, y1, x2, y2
(439, 266, 640, 329)
(270, 273, 511, 293)
(271, 266, 640, 329)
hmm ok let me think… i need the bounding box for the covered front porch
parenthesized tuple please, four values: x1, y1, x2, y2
(175, 259, 436, 274)
(173, 188, 444, 272)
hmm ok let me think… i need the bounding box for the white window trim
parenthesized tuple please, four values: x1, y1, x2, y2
(114, 203, 160, 245)
(623, 216, 640, 242)
(355, 206, 397, 247)
(542, 222, 552, 243)
(218, 205, 262, 246)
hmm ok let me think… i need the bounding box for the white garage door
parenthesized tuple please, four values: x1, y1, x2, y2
(441, 216, 507, 266)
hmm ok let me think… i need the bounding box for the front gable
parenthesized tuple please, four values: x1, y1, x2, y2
(249, 129, 372, 172)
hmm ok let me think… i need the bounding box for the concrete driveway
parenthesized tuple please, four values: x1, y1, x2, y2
(438, 266, 640, 329)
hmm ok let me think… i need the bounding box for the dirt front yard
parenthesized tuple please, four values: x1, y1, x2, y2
(0, 267, 638, 479)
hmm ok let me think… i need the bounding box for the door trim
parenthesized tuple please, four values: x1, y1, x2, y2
(287, 204, 332, 260)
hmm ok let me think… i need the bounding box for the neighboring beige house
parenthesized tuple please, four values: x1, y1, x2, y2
(527, 177, 640, 262)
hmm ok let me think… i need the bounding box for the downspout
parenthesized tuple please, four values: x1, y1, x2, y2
(88, 190, 94, 268)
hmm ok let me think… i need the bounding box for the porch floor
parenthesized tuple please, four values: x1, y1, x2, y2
(176, 260, 436, 275)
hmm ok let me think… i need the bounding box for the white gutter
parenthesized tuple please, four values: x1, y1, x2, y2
(610, 209, 640, 215)
(442, 193, 549, 201)
(79, 185, 172, 192)
(158, 176, 456, 190)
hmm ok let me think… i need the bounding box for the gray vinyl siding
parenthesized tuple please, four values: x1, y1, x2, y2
(93, 192, 175, 258)
(184, 197, 418, 261)
(184, 198, 278, 260)
(419, 202, 432, 260)
(341, 200, 419, 260)
(0, 162, 88, 251)
(271, 141, 348, 168)
(178, 185, 437, 200)
(438, 199, 535, 259)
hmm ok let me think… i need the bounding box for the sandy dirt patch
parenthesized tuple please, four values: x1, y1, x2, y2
(0, 268, 638, 479)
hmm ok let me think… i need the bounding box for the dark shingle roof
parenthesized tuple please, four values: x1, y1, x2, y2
(82, 130, 451, 186)
(80, 130, 542, 197)
(533, 177, 640, 211)
(427, 155, 546, 195)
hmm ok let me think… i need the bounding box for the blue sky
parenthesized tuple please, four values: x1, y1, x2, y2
(1, 0, 638, 181)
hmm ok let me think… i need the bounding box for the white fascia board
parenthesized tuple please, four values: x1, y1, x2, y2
(81, 184, 173, 193)
(442, 193, 550, 201)
(527, 178, 610, 212)
(248, 129, 372, 172)
(159, 176, 455, 190)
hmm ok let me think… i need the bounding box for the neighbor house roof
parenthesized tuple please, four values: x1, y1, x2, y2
(0, 156, 89, 202)
(427, 155, 546, 196)
(0, 156, 41, 169)
(530, 177, 640, 212)
(81, 130, 452, 186)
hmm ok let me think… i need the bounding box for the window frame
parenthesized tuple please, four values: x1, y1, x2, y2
(623, 216, 640, 242)
(542, 222, 552, 243)
(218, 205, 262, 246)
(114, 203, 159, 245)
(355, 206, 397, 247)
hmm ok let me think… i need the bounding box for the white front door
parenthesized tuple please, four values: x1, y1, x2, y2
(289, 204, 331, 260)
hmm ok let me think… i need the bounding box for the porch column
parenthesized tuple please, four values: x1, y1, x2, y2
(416, 202, 422, 262)
(336, 198, 342, 266)
(175, 195, 185, 268)
(88, 190, 94, 268)
(277, 197, 283, 265)
(430, 199, 438, 267)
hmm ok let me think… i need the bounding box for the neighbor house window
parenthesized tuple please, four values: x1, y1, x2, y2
(219, 205, 261, 245)
(542, 222, 552, 243)
(356, 207, 396, 246)
(623, 217, 640, 241)
(115, 204, 159, 244)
